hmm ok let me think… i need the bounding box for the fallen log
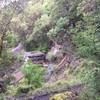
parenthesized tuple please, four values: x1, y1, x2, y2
(28, 83, 84, 100)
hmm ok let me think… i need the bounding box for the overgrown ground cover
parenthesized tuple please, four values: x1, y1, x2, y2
(0, 0, 100, 99)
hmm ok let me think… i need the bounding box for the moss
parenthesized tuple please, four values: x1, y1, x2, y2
(50, 93, 66, 100)
(50, 91, 75, 100)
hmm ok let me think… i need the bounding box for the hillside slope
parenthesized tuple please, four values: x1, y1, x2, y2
(0, 0, 100, 100)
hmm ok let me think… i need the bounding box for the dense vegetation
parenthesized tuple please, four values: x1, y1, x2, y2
(0, 0, 100, 99)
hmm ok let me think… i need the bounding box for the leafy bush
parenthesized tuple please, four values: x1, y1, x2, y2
(25, 1, 43, 15)
(34, 14, 51, 33)
(7, 85, 19, 96)
(36, 42, 49, 52)
(25, 39, 49, 52)
(6, 32, 17, 47)
(87, 68, 100, 94)
(0, 50, 14, 68)
(0, 93, 4, 100)
(77, 89, 100, 100)
(76, 60, 100, 95)
(73, 24, 99, 57)
(22, 61, 46, 88)
(47, 17, 69, 42)
(71, 61, 100, 100)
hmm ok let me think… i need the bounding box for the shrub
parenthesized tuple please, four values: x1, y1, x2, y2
(7, 85, 19, 96)
(73, 25, 99, 57)
(77, 89, 99, 100)
(87, 68, 100, 94)
(0, 50, 14, 69)
(0, 93, 4, 100)
(6, 31, 17, 47)
(77, 61, 100, 95)
(22, 61, 46, 88)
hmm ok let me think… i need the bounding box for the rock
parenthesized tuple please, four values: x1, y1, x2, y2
(11, 43, 23, 56)
(46, 44, 63, 60)
(24, 51, 46, 64)
(47, 63, 54, 76)
(11, 70, 24, 84)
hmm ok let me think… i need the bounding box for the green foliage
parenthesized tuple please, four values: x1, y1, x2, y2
(75, 60, 100, 98)
(6, 78, 33, 96)
(42, 0, 54, 15)
(7, 85, 20, 96)
(47, 17, 69, 42)
(0, 50, 14, 68)
(22, 61, 46, 88)
(26, 14, 51, 51)
(0, 93, 4, 100)
(73, 0, 100, 58)
(0, 0, 100, 99)
(73, 16, 100, 57)
(25, 1, 43, 15)
(25, 39, 49, 52)
(78, 89, 100, 100)
(6, 32, 17, 47)
(34, 14, 51, 33)
(51, 0, 72, 20)
(36, 42, 49, 52)
(86, 68, 100, 94)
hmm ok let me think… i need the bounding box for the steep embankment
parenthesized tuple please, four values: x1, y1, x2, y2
(46, 54, 84, 84)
